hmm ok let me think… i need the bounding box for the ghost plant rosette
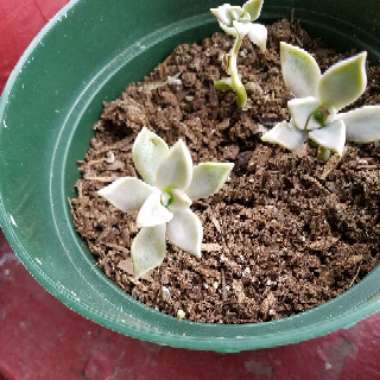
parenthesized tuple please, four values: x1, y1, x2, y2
(262, 42, 380, 160)
(211, 0, 267, 108)
(97, 128, 234, 278)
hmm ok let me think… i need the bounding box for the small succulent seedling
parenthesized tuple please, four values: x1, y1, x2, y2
(211, 0, 267, 108)
(262, 42, 380, 160)
(98, 128, 234, 278)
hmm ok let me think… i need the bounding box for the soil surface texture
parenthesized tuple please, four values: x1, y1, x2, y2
(71, 20, 380, 323)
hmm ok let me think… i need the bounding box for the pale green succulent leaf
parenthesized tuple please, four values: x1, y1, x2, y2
(132, 127, 169, 185)
(97, 177, 155, 212)
(230, 74, 248, 108)
(186, 163, 234, 201)
(167, 209, 203, 258)
(168, 189, 192, 211)
(219, 21, 239, 37)
(280, 42, 321, 97)
(308, 119, 346, 156)
(210, 5, 233, 26)
(227, 39, 248, 108)
(215, 75, 247, 108)
(242, 0, 264, 21)
(214, 77, 234, 91)
(137, 191, 173, 228)
(288, 97, 320, 130)
(228, 71, 247, 109)
(318, 52, 367, 110)
(339, 106, 380, 143)
(261, 121, 306, 151)
(235, 82, 248, 108)
(210, 4, 243, 27)
(233, 21, 267, 52)
(156, 139, 193, 190)
(131, 225, 166, 279)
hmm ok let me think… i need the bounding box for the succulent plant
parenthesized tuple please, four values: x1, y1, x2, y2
(211, 0, 267, 108)
(261, 42, 380, 160)
(98, 128, 234, 278)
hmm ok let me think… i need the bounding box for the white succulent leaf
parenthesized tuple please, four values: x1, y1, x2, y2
(233, 21, 267, 52)
(242, 0, 264, 21)
(288, 97, 320, 130)
(210, 4, 233, 26)
(232, 20, 251, 36)
(261, 121, 306, 150)
(230, 6, 246, 21)
(210, 4, 243, 27)
(339, 105, 380, 143)
(318, 52, 367, 111)
(168, 189, 192, 211)
(246, 23, 267, 52)
(137, 191, 173, 228)
(219, 22, 239, 37)
(308, 119, 347, 156)
(280, 42, 321, 98)
(156, 139, 193, 190)
(131, 224, 166, 279)
(97, 177, 155, 212)
(186, 163, 234, 201)
(132, 127, 169, 185)
(167, 209, 203, 258)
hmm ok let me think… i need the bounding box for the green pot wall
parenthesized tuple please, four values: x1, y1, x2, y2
(0, 0, 380, 353)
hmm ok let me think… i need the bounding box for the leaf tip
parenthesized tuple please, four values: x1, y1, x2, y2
(132, 128, 169, 184)
(350, 51, 367, 81)
(210, 7, 218, 14)
(194, 248, 202, 259)
(279, 41, 294, 58)
(225, 161, 235, 171)
(220, 162, 235, 181)
(280, 42, 321, 98)
(279, 40, 290, 50)
(175, 138, 187, 150)
(96, 187, 106, 197)
(357, 51, 368, 63)
(131, 225, 167, 279)
(242, 0, 264, 21)
(319, 51, 368, 110)
(357, 50, 368, 86)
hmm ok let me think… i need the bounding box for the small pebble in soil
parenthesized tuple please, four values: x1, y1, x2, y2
(177, 309, 186, 320)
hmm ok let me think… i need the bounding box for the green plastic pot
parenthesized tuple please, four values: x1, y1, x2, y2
(0, 0, 380, 353)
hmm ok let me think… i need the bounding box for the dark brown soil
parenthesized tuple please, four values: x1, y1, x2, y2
(70, 20, 380, 323)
